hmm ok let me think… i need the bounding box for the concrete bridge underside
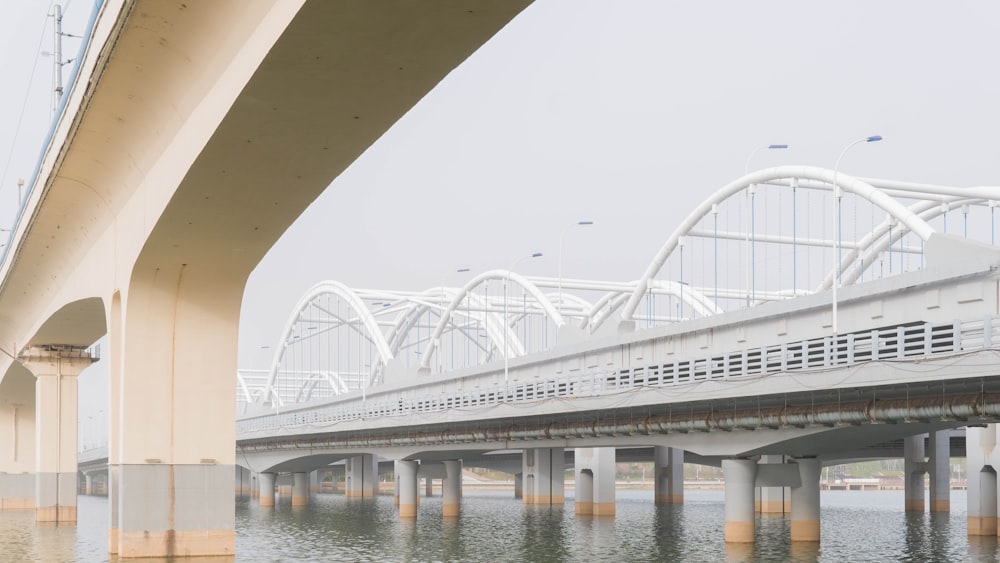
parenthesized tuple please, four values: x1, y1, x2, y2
(0, 0, 532, 558)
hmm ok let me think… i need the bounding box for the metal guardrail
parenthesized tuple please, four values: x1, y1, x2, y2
(237, 316, 999, 434)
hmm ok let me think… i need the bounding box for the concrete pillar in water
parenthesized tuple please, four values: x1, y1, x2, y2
(397, 460, 419, 518)
(259, 472, 276, 508)
(21, 345, 95, 523)
(903, 434, 927, 512)
(514, 473, 523, 499)
(522, 448, 565, 505)
(346, 454, 378, 498)
(292, 472, 308, 507)
(928, 430, 950, 513)
(442, 460, 462, 518)
(654, 446, 684, 505)
(309, 470, 320, 494)
(575, 447, 616, 516)
(85, 474, 94, 496)
(0, 366, 36, 511)
(251, 473, 259, 500)
(575, 469, 594, 515)
(790, 458, 821, 542)
(722, 458, 758, 543)
(967, 425, 999, 536)
(425, 477, 434, 497)
(756, 454, 788, 514)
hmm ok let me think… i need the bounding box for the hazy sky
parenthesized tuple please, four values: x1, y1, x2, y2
(3, 1, 1000, 433)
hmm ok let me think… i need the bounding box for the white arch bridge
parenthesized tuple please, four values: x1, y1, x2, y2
(237, 165, 1000, 412)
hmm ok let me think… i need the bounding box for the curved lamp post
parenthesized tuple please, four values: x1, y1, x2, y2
(558, 221, 593, 315)
(504, 252, 542, 391)
(832, 135, 882, 333)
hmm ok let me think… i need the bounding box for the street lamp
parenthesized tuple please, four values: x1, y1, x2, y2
(558, 221, 593, 314)
(831, 135, 882, 333)
(744, 144, 789, 307)
(440, 268, 470, 371)
(504, 252, 542, 392)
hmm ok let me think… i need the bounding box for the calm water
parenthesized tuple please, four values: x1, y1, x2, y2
(1, 489, 998, 562)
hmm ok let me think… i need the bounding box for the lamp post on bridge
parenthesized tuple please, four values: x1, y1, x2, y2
(744, 144, 788, 307)
(504, 252, 542, 394)
(831, 135, 882, 334)
(440, 268, 470, 372)
(558, 221, 593, 315)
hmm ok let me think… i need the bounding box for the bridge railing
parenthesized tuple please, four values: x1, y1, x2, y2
(237, 316, 999, 434)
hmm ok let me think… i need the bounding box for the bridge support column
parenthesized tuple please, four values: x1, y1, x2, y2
(522, 448, 564, 505)
(346, 455, 378, 498)
(85, 474, 94, 496)
(397, 460, 419, 518)
(575, 447, 615, 516)
(928, 430, 950, 513)
(21, 345, 94, 523)
(790, 458, 821, 542)
(309, 470, 320, 494)
(0, 368, 35, 511)
(654, 446, 683, 505)
(904, 434, 927, 512)
(442, 460, 462, 518)
(967, 425, 998, 536)
(259, 472, 276, 508)
(722, 459, 758, 543)
(251, 473, 259, 500)
(514, 473, 522, 499)
(425, 477, 434, 497)
(292, 472, 308, 507)
(757, 454, 789, 514)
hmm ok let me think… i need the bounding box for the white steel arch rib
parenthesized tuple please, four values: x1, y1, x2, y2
(619, 165, 936, 324)
(263, 280, 393, 406)
(418, 270, 564, 370)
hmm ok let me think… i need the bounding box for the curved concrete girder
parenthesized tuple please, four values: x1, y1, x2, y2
(419, 270, 564, 370)
(264, 280, 392, 406)
(620, 166, 936, 324)
(27, 297, 106, 349)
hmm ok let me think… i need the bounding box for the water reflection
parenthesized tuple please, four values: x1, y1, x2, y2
(0, 489, 991, 561)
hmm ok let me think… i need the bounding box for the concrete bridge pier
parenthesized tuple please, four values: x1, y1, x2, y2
(251, 473, 259, 500)
(654, 446, 684, 505)
(397, 460, 419, 518)
(928, 430, 951, 513)
(442, 460, 462, 518)
(0, 367, 35, 511)
(575, 447, 615, 516)
(21, 345, 94, 523)
(292, 472, 309, 507)
(722, 459, 758, 543)
(258, 472, 276, 508)
(514, 473, 523, 499)
(756, 454, 789, 514)
(84, 474, 94, 496)
(425, 477, 434, 497)
(790, 458, 821, 542)
(967, 425, 999, 536)
(522, 448, 565, 506)
(904, 434, 927, 512)
(309, 470, 320, 494)
(346, 454, 378, 498)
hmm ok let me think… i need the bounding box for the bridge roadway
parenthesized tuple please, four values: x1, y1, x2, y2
(231, 240, 1000, 542)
